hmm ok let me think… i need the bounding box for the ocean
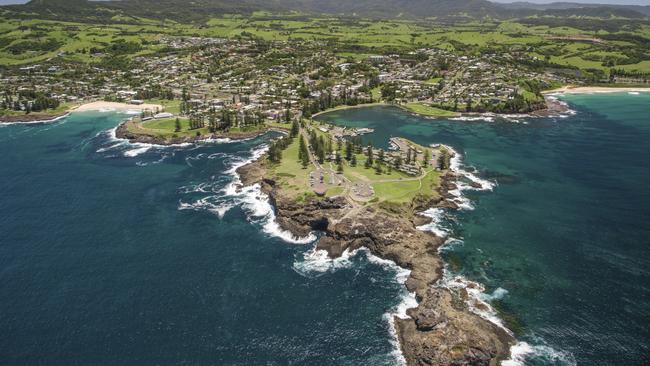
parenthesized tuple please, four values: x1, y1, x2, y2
(0, 93, 648, 365)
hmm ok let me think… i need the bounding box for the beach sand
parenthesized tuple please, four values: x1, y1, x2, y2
(543, 86, 650, 94)
(73, 101, 164, 113)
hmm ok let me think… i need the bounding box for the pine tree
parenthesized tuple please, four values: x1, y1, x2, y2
(299, 135, 310, 168)
(345, 140, 353, 161)
(367, 145, 374, 165)
(374, 161, 383, 175)
(298, 135, 306, 161)
(290, 120, 299, 138)
(350, 154, 357, 167)
(423, 149, 430, 167)
(174, 117, 181, 132)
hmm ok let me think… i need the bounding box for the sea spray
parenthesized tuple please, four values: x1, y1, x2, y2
(416, 207, 450, 238)
(502, 340, 576, 366)
(222, 143, 316, 244)
(292, 246, 359, 275)
(292, 247, 415, 366)
(366, 251, 416, 366)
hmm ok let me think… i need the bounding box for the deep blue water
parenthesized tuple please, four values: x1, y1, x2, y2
(1, 93, 649, 365)
(0, 113, 407, 365)
(317, 93, 650, 365)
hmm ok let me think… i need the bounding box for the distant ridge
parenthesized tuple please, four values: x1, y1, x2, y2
(500, 2, 650, 16)
(3, 0, 648, 21)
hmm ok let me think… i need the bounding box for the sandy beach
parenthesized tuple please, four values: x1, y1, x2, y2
(543, 86, 650, 94)
(73, 101, 164, 113)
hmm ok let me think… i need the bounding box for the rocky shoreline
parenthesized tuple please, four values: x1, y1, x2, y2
(0, 112, 69, 124)
(236, 156, 514, 365)
(115, 120, 275, 145)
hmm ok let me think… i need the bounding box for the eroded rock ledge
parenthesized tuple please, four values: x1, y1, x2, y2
(237, 158, 514, 366)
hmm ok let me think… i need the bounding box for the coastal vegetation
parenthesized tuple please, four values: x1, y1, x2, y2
(259, 118, 448, 206)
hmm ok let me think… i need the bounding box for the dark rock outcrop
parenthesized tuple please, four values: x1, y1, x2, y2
(236, 157, 515, 365)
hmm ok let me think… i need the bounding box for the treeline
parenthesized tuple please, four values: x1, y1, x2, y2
(135, 86, 174, 100)
(307, 128, 333, 164)
(301, 88, 374, 117)
(268, 120, 299, 164)
(610, 68, 650, 80)
(1, 92, 61, 113)
(5, 39, 62, 55)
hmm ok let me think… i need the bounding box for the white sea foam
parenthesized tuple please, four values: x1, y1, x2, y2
(365, 251, 416, 366)
(208, 144, 316, 244)
(0, 113, 70, 125)
(417, 207, 450, 238)
(450, 115, 495, 122)
(178, 198, 233, 219)
(432, 145, 496, 212)
(628, 91, 640, 95)
(123, 145, 152, 157)
(438, 272, 510, 332)
(292, 246, 360, 274)
(502, 341, 577, 366)
(239, 183, 317, 244)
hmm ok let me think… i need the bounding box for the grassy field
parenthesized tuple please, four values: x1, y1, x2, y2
(267, 135, 311, 195)
(403, 102, 460, 117)
(144, 99, 181, 114)
(371, 166, 440, 204)
(128, 117, 203, 138)
(1, 14, 649, 73)
(340, 152, 409, 183)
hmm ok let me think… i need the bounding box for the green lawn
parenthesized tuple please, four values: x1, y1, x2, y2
(403, 102, 459, 117)
(145, 99, 181, 114)
(267, 136, 311, 195)
(372, 168, 440, 203)
(128, 117, 210, 138)
(341, 153, 408, 183)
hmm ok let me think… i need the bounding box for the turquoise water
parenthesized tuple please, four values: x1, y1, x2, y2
(1, 93, 649, 365)
(317, 94, 650, 365)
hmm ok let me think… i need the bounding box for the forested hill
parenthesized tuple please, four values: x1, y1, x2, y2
(3, 0, 648, 22)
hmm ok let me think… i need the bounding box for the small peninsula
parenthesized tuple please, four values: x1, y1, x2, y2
(236, 118, 514, 365)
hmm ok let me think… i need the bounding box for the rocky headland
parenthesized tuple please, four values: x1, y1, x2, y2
(115, 119, 275, 145)
(0, 112, 69, 124)
(237, 156, 514, 365)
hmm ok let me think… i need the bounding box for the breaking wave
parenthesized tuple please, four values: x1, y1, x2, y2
(502, 340, 576, 366)
(292, 247, 415, 366)
(292, 246, 360, 275)
(179, 143, 315, 244)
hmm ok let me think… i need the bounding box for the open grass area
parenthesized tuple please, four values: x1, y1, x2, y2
(340, 153, 408, 183)
(403, 102, 459, 117)
(127, 117, 211, 138)
(267, 136, 311, 195)
(144, 99, 181, 114)
(372, 167, 440, 204)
